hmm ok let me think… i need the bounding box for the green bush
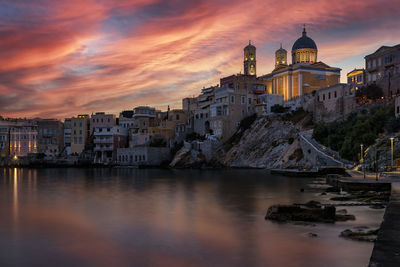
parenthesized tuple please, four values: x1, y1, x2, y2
(312, 105, 394, 161)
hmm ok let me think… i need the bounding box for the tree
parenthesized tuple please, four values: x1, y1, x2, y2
(356, 84, 384, 100)
(271, 104, 288, 113)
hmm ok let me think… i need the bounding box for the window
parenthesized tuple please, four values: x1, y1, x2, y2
(79, 137, 82, 144)
(323, 94, 325, 101)
(231, 95, 235, 104)
(334, 91, 337, 98)
(176, 114, 180, 120)
(397, 106, 400, 114)
(241, 96, 245, 104)
(248, 98, 251, 105)
(328, 92, 331, 99)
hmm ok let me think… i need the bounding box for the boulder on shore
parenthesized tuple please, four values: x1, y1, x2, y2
(265, 204, 355, 223)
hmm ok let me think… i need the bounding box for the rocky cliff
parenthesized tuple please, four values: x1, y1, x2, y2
(215, 115, 311, 168)
(170, 111, 315, 169)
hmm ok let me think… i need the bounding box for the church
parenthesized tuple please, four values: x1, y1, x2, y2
(248, 26, 341, 101)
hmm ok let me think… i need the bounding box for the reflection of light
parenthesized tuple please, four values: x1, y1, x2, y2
(13, 168, 19, 224)
(13, 155, 18, 160)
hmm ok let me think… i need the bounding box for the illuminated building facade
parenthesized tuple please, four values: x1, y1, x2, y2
(275, 44, 287, 68)
(261, 26, 341, 101)
(9, 120, 38, 157)
(244, 41, 256, 76)
(347, 69, 365, 93)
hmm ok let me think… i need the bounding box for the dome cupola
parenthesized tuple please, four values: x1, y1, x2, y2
(292, 25, 318, 64)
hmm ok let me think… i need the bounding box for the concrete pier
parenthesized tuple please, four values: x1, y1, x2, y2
(369, 182, 400, 267)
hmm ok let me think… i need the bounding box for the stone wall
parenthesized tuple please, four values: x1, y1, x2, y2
(117, 146, 171, 166)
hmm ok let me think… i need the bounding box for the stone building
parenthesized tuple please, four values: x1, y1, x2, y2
(90, 112, 116, 134)
(70, 114, 90, 155)
(93, 126, 127, 164)
(255, 94, 284, 115)
(365, 44, 400, 97)
(303, 83, 355, 123)
(37, 119, 64, 160)
(128, 106, 158, 147)
(261, 26, 341, 101)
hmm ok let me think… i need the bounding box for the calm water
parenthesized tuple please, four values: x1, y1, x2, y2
(0, 168, 384, 267)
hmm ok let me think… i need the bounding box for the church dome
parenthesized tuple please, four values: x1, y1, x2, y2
(292, 27, 317, 51)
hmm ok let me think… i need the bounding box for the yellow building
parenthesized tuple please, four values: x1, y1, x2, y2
(70, 114, 90, 155)
(261, 26, 341, 101)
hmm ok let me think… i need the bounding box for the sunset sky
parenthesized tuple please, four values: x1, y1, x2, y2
(1, 0, 400, 119)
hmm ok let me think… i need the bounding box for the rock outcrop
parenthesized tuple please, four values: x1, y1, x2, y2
(215, 115, 312, 168)
(169, 112, 315, 169)
(169, 146, 207, 168)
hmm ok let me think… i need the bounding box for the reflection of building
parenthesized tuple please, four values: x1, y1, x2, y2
(347, 69, 365, 94)
(70, 115, 90, 155)
(37, 119, 64, 160)
(261, 26, 341, 101)
(365, 44, 400, 97)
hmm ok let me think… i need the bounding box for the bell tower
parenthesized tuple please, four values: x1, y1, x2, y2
(244, 41, 256, 76)
(275, 43, 287, 68)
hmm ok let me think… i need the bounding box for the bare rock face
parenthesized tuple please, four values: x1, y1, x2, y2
(217, 116, 310, 169)
(169, 146, 207, 168)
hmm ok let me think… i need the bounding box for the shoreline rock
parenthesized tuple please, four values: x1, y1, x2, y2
(265, 204, 355, 223)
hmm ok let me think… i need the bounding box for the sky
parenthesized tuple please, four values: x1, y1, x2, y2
(0, 0, 400, 119)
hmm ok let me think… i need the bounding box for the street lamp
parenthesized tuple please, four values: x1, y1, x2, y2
(390, 137, 394, 170)
(361, 144, 365, 179)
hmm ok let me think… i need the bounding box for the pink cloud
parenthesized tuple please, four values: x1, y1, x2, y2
(0, 0, 399, 119)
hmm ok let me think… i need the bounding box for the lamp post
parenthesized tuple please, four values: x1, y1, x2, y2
(361, 144, 366, 179)
(390, 137, 394, 171)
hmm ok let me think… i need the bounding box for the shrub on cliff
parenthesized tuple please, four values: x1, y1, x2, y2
(224, 114, 257, 151)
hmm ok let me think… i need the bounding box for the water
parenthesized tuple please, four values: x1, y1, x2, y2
(0, 168, 384, 267)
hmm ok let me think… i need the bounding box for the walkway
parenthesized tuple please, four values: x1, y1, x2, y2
(369, 181, 400, 267)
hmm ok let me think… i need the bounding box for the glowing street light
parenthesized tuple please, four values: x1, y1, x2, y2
(390, 137, 394, 170)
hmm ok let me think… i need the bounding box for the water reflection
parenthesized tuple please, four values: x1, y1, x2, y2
(0, 168, 383, 267)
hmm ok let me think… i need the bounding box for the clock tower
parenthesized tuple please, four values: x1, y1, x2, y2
(244, 41, 256, 76)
